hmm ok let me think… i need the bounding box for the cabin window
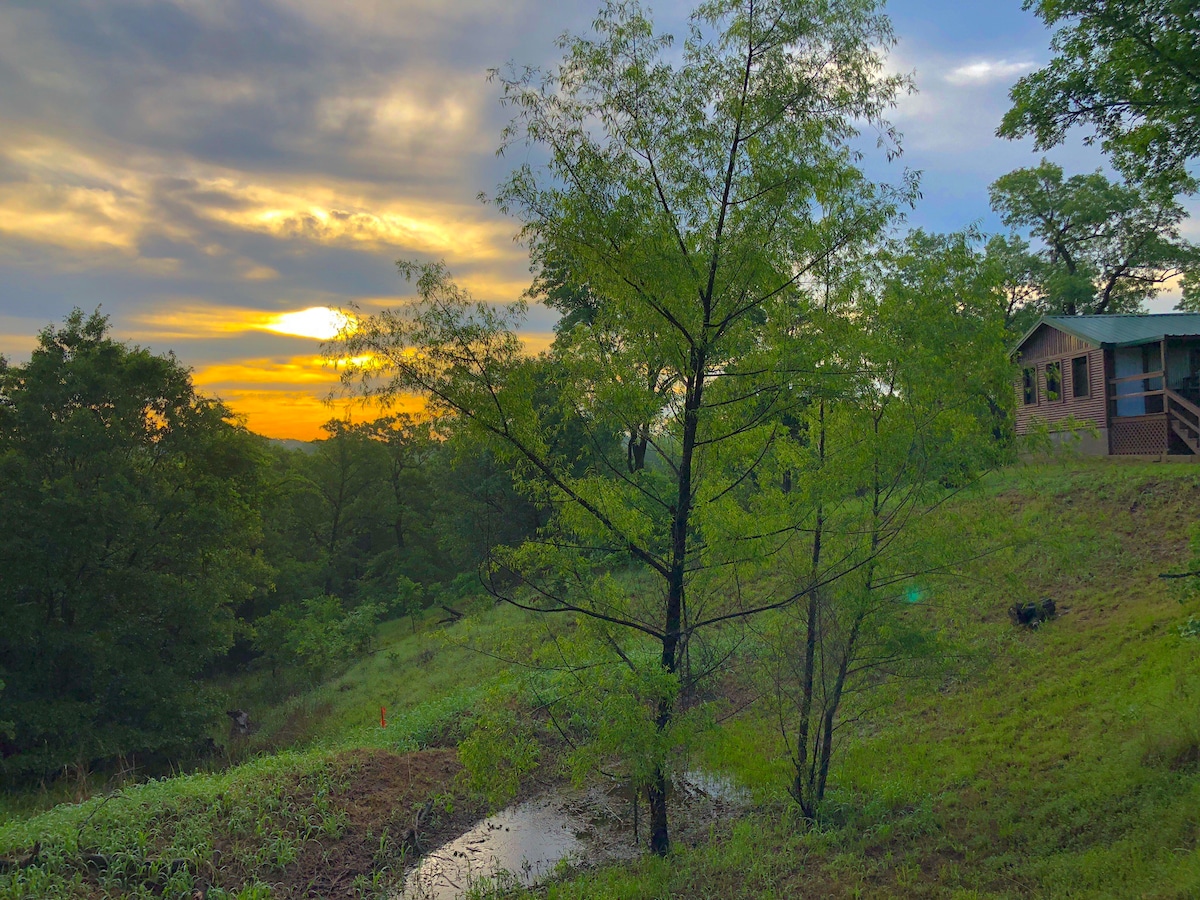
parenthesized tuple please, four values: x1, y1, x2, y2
(1072, 355, 1089, 398)
(1045, 361, 1062, 402)
(1022, 367, 1037, 405)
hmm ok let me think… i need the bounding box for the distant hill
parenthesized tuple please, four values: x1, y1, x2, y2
(267, 437, 320, 454)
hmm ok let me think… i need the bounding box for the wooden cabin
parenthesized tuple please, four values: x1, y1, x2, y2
(1013, 314, 1200, 457)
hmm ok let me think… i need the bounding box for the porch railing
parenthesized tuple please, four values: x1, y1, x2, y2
(1108, 370, 1166, 417)
(1167, 389, 1200, 454)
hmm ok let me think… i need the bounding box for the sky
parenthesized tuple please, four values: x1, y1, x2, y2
(0, 0, 1194, 439)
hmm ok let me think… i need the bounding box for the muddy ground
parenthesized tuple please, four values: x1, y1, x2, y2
(264, 748, 481, 899)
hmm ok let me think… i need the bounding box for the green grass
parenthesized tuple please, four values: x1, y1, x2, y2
(5, 459, 1200, 898)
(0, 600, 535, 898)
(227, 599, 521, 755)
(0, 750, 340, 899)
(516, 460, 1200, 898)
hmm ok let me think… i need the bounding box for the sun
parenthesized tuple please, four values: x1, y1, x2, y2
(261, 307, 356, 340)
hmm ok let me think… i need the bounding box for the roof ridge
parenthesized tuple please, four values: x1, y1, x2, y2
(1014, 312, 1200, 355)
(1045, 312, 1200, 317)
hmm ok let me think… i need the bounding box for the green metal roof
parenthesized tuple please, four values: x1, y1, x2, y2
(1018, 314, 1200, 351)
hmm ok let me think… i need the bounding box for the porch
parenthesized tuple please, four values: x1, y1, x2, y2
(1108, 338, 1200, 456)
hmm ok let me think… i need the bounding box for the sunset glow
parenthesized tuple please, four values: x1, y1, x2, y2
(2, 1, 1188, 442)
(261, 307, 357, 341)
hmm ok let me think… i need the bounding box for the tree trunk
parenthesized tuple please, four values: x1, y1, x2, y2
(793, 397, 825, 816)
(627, 425, 649, 473)
(646, 765, 670, 855)
(814, 615, 861, 803)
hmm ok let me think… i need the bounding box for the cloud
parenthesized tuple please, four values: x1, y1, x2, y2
(1, 1, 1135, 437)
(128, 304, 360, 341)
(944, 59, 1037, 86)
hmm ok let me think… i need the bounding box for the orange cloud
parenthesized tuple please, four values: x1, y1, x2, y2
(190, 352, 408, 439)
(518, 331, 556, 355)
(192, 358, 337, 388)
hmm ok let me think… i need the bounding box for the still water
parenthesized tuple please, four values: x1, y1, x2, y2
(398, 797, 585, 899)
(396, 770, 746, 899)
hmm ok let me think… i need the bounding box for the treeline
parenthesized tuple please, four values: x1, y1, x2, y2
(247, 415, 544, 679)
(0, 311, 548, 781)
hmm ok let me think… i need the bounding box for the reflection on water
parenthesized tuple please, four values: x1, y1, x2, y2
(398, 798, 583, 899)
(682, 769, 751, 804)
(395, 770, 748, 899)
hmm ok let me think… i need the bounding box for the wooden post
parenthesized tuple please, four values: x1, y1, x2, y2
(1162, 339, 1169, 455)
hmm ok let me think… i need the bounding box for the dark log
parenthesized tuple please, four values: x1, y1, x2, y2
(436, 605, 465, 624)
(1009, 598, 1057, 628)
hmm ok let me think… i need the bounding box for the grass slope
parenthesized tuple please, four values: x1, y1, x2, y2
(531, 460, 1200, 899)
(3, 459, 1199, 899)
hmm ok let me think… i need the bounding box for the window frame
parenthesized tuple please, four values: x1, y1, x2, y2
(1071, 355, 1089, 399)
(1045, 360, 1062, 403)
(1022, 366, 1038, 406)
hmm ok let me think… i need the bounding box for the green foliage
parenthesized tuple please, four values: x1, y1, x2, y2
(988, 160, 1199, 325)
(0, 310, 268, 777)
(752, 228, 1012, 819)
(391, 575, 426, 623)
(0, 679, 11, 744)
(338, 0, 918, 854)
(253, 596, 380, 683)
(255, 415, 444, 618)
(457, 689, 541, 807)
(999, 0, 1200, 182)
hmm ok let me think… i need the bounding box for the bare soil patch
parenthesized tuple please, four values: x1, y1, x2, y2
(266, 748, 480, 899)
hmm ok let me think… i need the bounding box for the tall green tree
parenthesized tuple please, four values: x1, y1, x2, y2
(998, 0, 1200, 182)
(989, 160, 1198, 324)
(0, 311, 267, 777)
(768, 230, 1012, 818)
(340, 0, 909, 854)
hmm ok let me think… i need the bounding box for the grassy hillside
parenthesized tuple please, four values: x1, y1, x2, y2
(2, 460, 1199, 899)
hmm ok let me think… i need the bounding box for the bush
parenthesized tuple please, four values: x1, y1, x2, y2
(253, 597, 381, 683)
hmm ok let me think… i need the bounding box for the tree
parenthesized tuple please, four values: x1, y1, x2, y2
(528, 243, 676, 473)
(767, 230, 1012, 818)
(984, 234, 1045, 332)
(256, 417, 440, 617)
(0, 310, 267, 777)
(338, 0, 910, 854)
(989, 160, 1198, 323)
(998, 0, 1200, 182)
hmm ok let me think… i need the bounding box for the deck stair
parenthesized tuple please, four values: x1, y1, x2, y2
(1167, 389, 1200, 454)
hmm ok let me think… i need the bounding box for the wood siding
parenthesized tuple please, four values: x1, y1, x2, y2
(1014, 332, 1107, 435)
(1018, 323, 1093, 362)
